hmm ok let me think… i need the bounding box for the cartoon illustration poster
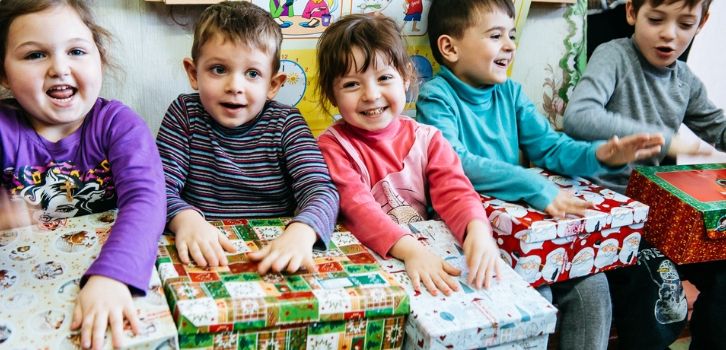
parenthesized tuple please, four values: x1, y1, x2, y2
(246, 0, 532, 134)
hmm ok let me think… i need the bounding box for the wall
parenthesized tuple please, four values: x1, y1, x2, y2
(687, 0, 725, 108)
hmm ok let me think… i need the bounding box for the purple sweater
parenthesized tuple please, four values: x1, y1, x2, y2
(0, 98, 166, 294)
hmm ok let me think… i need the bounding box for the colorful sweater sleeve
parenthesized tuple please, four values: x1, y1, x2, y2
(425, 130, 489, 243)
(318, 133, 410, 257)
(281, 111, 339, 249)
(84, 102, 167, 295)
(156, 96, 200, 221)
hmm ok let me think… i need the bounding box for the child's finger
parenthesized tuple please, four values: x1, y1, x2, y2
(287, 255, 302, 273)
(495, 259, 503, 281)
(439, 270, 460, 292)
(109, 310, 124, 348)
(409, 271, 421, 292)
(199, 241, 219, 267)
(303, 256, 317, 273)
(92, 311, 108, 350)
(442, 260, 461, 276)
(432, 274, 453, 296)
(257, 250, 279, 274)
(420, 274, 438, 296)
(272, 252, 291, 272)
(81, 313, 94, 348)
(177, 240, 190, 265)
(188, 242, 207, 267)
(71, 302, 82, 329)
(467, 256, 482, 285)
(124, 304, 141, 335)
(219, 234, 237, 253)
(247, 245, 269, 260)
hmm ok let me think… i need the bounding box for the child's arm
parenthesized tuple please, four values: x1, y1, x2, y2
(72, 103, 167, 349)
(424, 131, 502, 288)
(156, 97, 235, 267)
(247, 110, 338, 274)
(682, 74, 726, 152)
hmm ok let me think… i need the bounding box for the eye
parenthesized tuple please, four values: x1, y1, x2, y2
(648, 17, 663, 23)
(69, 48, 86, 56)
(245, 70, 260, 79)
(341, 81, 358, 89)
(490, 33, 502, 40)
(379, 74, 394, 82)
(679, 22, 695, 29)
(210, 65, 226, 75)
(509, 34, 517, 41)
(24, 51, 46, 60)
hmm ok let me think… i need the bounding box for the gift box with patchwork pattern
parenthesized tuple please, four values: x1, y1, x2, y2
(626, 163, 726, 264)
(155, 218, 409, 350)
(481, 168, 649, 287)
(0, 211, 178, 349)
(371, 220, 557, 350)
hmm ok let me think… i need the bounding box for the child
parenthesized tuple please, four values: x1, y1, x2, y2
(156, 1, 339, 275)
(0, 1, 166, 349)
(316, 14, 501, 296)
(416, 0, 664, 348)
(563, 0, 726, 348)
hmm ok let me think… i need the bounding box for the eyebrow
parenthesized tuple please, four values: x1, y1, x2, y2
(485, 26, 516, 34)
(14, 38, 94, 50)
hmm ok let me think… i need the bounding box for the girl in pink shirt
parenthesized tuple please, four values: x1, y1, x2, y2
(316, 14, 502, 296)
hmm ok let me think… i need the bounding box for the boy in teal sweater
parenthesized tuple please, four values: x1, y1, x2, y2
(416, 0, 664, 348)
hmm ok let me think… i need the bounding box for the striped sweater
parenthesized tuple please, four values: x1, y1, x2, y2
(156, 94, 339, 247)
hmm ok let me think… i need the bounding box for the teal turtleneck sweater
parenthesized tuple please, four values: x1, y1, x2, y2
(416, 66, 608, 210)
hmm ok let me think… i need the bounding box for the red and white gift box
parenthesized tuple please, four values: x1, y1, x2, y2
(482, 168, 649, 287)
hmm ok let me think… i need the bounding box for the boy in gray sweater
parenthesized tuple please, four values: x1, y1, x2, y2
(564, 0, 726, 348)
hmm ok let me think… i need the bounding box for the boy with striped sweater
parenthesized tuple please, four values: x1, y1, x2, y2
(156, 2, 339, 274)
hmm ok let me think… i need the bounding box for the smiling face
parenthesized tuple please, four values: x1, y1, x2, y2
(184, 34, 285, 128)
(627, 0, 706, 68)
(331, 47, 409, 132)
(2, 5, 103, 141)
(446, 9, 516, 87)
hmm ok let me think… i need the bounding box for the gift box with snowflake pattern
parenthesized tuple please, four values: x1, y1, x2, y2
(481, 168, 649, 287)
(156, 218, 410, 349)
(369, 220, 557, 349)
(627, 163, 726, 264)
(0, 211, 178, 349)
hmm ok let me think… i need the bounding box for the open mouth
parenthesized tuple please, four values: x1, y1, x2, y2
(360, 107, 387, 116)
(656, 46, 674, 54)
(494, 58, 509, 68)
(220, 102, 245, 109)
(46, 85, 77, 102)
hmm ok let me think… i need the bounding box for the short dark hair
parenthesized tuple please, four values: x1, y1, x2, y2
(0, 0, 112, 80)
(191, 1, 282, 73)
(630, 0, 711, 22)
(427, 0, 515, 66)
(315, 14, 414, 114)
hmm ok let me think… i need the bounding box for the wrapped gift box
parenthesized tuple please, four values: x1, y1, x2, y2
(156, 218, 409, 349)
(370, 220, 557, 350)
(482, 168, 649, 287)
(0, 211, 178, 349)
(626, 163, 726, 264)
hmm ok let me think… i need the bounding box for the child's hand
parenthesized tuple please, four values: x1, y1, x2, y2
(545, 189, 593, 218)
(248, 222, 317, 274)
(667, 133, 714, 157)
(391, 235, 461, 296)
(170, 210, 236, 267)
(0, 191, 34, 230)
(462, 220, 502, 289)
(71, 275, 139, 350)
(595, 133, 665, 166)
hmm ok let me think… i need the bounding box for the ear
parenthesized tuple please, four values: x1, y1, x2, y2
(437, 35, 459, 64)
(625, 1, 637, 26)
(267, 72, 287, 100)
(695, 11, 710, 35)
(404, 62, 413, 92)
(183, 58, 199, 91)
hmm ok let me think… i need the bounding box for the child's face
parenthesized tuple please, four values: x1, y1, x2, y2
(332, 48, 409, 132)
(627, 0, 706, 68)
(1, 5, 103, 137)
(448, 10, 516, 87)
(184, 35, 285, 128)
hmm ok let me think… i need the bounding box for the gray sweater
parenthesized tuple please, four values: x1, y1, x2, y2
(564, 37, 725, 193)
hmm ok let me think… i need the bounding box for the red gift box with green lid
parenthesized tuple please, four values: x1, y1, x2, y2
(626, 163, 726, 264)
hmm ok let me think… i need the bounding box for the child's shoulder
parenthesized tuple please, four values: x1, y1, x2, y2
(590, 37, 636, 63)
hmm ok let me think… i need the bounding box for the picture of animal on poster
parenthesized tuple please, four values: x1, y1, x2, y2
(253, 0, 431, 37)
(2, 161, 116, 223)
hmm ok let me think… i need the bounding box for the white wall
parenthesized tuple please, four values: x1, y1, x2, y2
(96, 1, 203, 134)
(687, 0, 725, 108)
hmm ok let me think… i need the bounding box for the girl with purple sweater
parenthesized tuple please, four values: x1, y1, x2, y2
(0, 1, 165, 349)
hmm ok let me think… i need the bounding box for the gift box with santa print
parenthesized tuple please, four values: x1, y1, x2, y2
(481, 168, 649, 287)
(370, 220, 557, 350)
(0, 211, 178, 350)
(626, 163, 726, 264)
(155, 218, 410, 350)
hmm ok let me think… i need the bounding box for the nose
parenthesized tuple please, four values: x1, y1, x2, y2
(225, 74, 245, 94)
(362, 83, 381, 102)
(503, 35, 517, 52)
(48, 55, 70, 78)
(660, 23, 676, 41)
